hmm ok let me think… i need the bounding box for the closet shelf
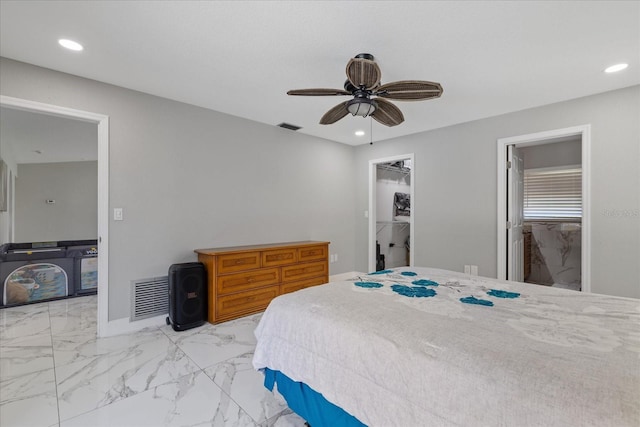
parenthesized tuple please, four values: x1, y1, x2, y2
(377, 163, 411, 179)
(376, 221, 410, 235)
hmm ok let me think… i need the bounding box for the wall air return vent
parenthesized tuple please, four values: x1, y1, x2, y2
(130, 276, 168, 321)
(277, 122, 302, 131)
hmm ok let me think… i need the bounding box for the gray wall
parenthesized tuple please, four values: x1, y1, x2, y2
(521, 139, 582, 169)
(15, 161, 97, 242)
(0, 57, 356, 321)
(0, 135, 18, 244)
(354, 85, 640, 299)
(2, 56, 637, 310)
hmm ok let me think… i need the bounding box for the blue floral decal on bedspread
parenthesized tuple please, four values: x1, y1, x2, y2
(391, 284, 437, 298)
(400, 271, 417, 276)
(487, 289, 520, 299)
(369, 269, 393, 275)
(460, 296, 494, 306)
(412, 279, 439, 287)
(354, 282, 384, 289)
(352, 269, 524, 310)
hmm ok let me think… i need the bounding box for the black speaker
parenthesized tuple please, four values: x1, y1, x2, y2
(166, 262, 207, 331)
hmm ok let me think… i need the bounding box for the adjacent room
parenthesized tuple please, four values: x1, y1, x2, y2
(520, 139, 583, 291)
(0, 1, 638, 426)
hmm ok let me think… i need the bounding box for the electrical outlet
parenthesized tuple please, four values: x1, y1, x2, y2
(464, 265, 471, 274)
(471, 265, 478, 276)
(334, 253, 338, 262)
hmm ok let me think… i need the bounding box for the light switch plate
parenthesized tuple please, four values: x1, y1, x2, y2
(114, 208, 123, 221)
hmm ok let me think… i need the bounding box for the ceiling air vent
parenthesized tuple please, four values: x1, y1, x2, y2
(277, 122, 302, 131)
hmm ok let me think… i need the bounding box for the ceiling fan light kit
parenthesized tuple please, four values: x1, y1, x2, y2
(287, 53, 443, 127)
(347, 98, 376, 117)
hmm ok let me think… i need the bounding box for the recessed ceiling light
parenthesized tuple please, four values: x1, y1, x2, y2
(604, 63, 628, 73)
(355, 130, 365, 136)
(58, 39, 83, 51)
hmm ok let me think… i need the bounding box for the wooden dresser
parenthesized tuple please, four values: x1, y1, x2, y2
(194, 241, 329, 323)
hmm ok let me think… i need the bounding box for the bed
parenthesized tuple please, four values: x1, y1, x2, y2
(252, 267, 640, 427)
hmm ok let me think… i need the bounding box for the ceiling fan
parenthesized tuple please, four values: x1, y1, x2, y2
(287, 53, 443, 127)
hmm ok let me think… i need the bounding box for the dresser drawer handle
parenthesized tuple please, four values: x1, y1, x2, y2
(235, 260, 242, 265)
(246, 296, 255, 302)
(247, 277, 254, 282)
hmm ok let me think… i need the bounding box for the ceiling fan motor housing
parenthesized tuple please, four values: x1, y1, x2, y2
(344, 80, 358, 92)
(355, 53, 374, 61)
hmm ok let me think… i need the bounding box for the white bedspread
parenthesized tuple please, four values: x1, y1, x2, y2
(252, 267, 640, 427)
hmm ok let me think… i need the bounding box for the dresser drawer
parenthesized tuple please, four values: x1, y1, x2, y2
(216, 286, 279, 320)
(280, 276, 328, 294)
(281, 260, 328, 283)
(217, 252, 261, 274)
(217, 268, 280, 294)
(262, 248, 297, 267)
(298, 245, 328, 262)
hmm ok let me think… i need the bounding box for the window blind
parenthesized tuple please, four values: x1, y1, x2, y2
(523, 167, 582, 219)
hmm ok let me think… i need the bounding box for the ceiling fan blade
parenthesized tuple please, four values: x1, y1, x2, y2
(371, 98, 404, 127)
(346, 58, 381, 90)
(320, 101, 350, 125)
(375, 80, 443, 101)
(287, 88, 351, 96)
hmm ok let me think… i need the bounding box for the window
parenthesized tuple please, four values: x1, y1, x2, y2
(523, 166, 582, 220)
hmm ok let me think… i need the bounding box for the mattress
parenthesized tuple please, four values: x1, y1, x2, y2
(253, 267, 640, 427)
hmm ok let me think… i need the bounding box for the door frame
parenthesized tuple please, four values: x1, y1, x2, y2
(368, 153, 415, 272)
(496, 125, 591, 292)
(0, 95, 110, 334)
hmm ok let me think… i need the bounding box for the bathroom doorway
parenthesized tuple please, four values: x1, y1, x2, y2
(520, 141, 582, 291)
(497, 125, 591, 293)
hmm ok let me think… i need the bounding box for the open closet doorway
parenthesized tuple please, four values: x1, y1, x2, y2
(368, 154, 415, 272)
(497, 125, 591, 293)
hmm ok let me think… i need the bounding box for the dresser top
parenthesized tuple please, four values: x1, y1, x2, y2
(194, 240, 329, 256)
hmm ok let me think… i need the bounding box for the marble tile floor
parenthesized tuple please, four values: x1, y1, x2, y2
(0, 295, 306, 427)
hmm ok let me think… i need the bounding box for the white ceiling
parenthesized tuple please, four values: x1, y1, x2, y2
(0, 107, 97, 164)
(0, 0, 638, 149)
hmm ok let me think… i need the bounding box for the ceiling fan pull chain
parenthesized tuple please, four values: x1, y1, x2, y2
(370, 117, 373, 145)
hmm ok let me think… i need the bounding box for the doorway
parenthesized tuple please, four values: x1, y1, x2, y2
(497, 125, 591, 292)
(0, 95, 110, 335)
(368, 154, 415, 272)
